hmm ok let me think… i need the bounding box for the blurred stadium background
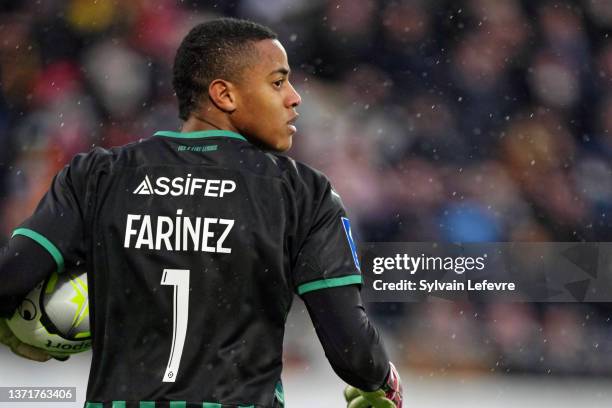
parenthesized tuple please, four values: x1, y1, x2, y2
(1, 0, 612, 406)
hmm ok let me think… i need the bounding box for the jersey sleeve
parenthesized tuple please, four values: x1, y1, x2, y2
(12, 150, 102, 273)
(0, 236, 57, 317)
(293, 180, 362, 296)
(302, 285, 389, 391)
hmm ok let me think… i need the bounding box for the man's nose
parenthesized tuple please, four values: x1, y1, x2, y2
(287, 83, 301, 108)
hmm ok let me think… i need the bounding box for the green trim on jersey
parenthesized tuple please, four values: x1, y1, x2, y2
(297, 274, 363, 295)
(86, 401, 257, 407)
(274, 381, 285, 405)
(12, 228, 65, 273)
(85, 399, 256, 407)
(154, 130, 247, 142)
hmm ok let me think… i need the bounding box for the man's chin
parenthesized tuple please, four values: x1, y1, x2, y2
(250, 132, 292, 152)
(281, 136, 293, 152)
(271, 135, 292, 152)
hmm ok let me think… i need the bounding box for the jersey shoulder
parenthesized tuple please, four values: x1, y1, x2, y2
(264, 153, 332, 198)
(67, 145, 115, 180)
(73, 137, 168, 171)
(65, 138, 160, 188)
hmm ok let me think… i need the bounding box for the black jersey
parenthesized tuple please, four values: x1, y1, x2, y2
(14, 129, 363, 408)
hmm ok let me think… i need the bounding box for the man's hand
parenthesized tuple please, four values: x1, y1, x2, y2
(344, 362, 403, 408)
(0, 318, 52, 362)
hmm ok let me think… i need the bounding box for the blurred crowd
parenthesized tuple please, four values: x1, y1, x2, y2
(1, 0, 612, 376)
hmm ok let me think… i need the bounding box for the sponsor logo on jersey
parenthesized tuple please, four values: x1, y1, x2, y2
(132, 174, 236, 197)
(341, 217, 361, 271)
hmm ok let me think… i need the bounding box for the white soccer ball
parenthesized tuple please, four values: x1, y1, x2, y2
(6, 271, 92, 357)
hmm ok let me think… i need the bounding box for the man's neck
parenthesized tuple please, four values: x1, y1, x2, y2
(181, 114, 240, 134)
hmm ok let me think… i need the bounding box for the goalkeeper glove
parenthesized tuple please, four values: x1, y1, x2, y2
(344, 362, 403, 408)
(0, 318, 52, 362)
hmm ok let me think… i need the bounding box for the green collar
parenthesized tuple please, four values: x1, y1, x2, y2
(154, 130, 247, 141)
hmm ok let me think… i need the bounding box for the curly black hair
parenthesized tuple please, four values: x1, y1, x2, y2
(172, 18, 277, 121)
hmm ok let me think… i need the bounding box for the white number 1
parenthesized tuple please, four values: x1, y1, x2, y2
(160, 269, 190, 382)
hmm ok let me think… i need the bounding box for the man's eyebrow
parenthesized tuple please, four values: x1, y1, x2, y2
(268, 67, 290, 76)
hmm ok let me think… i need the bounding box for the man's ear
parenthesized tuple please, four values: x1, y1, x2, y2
(208, 79, 237, 113)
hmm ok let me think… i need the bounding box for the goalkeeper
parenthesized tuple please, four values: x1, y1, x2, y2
(0, 18, 402, 407)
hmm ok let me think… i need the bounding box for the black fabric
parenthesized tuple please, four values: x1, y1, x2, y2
(0, 236, 56, 317)
(18, 151, 95, 269)
(302, 284, 390, 391)
(290, 174, 361, 292)
(1, 132, 365, 407)
(90, 401, 284, 408)
(89, 401, 282, 408)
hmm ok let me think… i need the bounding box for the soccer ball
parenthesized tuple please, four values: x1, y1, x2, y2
(6, 271, 92, 357)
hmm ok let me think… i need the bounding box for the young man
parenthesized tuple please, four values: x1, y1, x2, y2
(0, 18, 402, 408)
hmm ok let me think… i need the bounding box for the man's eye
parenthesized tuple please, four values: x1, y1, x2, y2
(273, 79, 284, 88)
